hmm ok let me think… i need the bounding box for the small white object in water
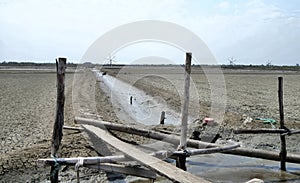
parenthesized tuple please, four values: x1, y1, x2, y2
(245, 178, 264, 183)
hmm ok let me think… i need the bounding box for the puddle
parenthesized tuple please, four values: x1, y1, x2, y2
(95, 71, 197, 126)
(188, 154, 300, 183)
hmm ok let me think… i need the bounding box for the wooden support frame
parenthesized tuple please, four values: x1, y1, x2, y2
(75, 117, 300, 164)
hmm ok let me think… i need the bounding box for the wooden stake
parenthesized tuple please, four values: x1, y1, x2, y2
(177, 52, 192, 170)
(130, 96, 133, 105)
(278, 77, 287, 171)
(51, 57, 66, 182)
(160, 111, 165, 125)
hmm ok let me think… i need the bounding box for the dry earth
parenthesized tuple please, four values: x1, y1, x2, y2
(0, 70, 106, 182)
(1, 66, 300, 182)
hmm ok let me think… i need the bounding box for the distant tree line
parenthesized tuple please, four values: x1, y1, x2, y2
(0, 61, 78, 68)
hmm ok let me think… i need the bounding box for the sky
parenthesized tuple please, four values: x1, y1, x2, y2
(0, 0, 299, 65)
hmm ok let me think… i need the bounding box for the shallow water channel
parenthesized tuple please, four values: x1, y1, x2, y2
(95, 71, 300, 183)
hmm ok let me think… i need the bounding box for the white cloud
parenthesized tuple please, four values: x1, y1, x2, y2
(218, 1, 230, 10)
(0, 0, 299, 65)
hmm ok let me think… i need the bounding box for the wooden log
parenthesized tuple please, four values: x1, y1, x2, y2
(278, 77, 287, 171)
(234, 128, 286, 134)
(86, 163, 157, 179)
(82, 124, 211, 183)
(75, 117, 300, 164)
(51, 57, 66, 183)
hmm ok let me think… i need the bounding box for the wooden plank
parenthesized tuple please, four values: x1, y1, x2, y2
(86, 163, 157, 179)
(82, 124, 211, 183)
(75, 117, 300, 164)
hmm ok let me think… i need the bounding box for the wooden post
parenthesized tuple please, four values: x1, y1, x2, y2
(50, 58, 66, 182)
(278, 76, 287, 171)
(160, 111, 165, 125)
(179, 52, 192, 149)
(177, 52, 192, 170)
(130, 96, 133, 105)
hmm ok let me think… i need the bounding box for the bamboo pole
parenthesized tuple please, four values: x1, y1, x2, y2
(75, 117, 300, 164)
(234, 128, 300, 136)
(37, 155, 127, 166)
(50, 58, 66, 183)
(278, 77, 287, 171)
(63, 125, 83, 131)
(234, 129, 286, 134)
(38, 144, 239, 167)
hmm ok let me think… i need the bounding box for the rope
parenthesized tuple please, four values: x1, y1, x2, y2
(97, 157, 100, 171)
(75, 157, 84, 183)
(50, 155, 61, 179)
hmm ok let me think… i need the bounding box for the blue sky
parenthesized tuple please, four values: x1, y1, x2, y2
(0, 0, 299, 65)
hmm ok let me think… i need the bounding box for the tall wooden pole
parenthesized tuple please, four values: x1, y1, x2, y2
(278, 77, 287, 171)
(177, 53, 192, 170)
(51, 58, 66, 182)
(179, 52, 192, 150)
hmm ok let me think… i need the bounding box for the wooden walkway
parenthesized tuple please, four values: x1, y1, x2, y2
(82, 124, 211, 183)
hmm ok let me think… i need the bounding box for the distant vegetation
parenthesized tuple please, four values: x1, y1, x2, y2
(0, 61, 78, 68)
(1, 61, 299, 71)
(220, 64, 300, 71)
